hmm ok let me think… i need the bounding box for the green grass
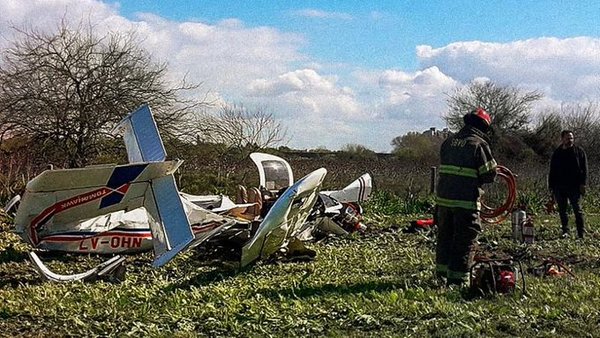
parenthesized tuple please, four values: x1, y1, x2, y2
(2, 210, 600, 337)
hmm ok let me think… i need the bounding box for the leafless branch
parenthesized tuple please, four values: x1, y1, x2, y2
(0, 19, 210, 167)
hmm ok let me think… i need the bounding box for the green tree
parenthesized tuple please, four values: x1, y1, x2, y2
(339, 143, 377, 160)
(391, 131, 443, 163)
(310, 146, 330, 153)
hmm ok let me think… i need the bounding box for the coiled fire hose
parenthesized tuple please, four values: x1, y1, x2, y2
(481, 165, 517, 224)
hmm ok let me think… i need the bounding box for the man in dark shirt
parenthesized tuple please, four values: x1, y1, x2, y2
(548, 130, 588, 238)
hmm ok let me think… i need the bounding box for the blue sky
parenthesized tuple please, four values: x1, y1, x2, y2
(2, 1, 600, 152)
(112, 0, 600, 70)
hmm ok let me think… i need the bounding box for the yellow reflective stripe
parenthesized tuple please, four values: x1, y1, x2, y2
(436, 197, 480, 210)
(439, 165, 478, 178)
(478, 159, 497, 174)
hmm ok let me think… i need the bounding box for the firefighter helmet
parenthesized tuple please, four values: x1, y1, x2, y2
(464, 107, 491, 129)
(473, 108, 491, 125)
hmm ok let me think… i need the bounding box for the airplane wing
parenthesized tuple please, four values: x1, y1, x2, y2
(240, 168, 327, 267)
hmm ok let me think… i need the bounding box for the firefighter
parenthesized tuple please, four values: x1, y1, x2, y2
(435, 108, 497, 286)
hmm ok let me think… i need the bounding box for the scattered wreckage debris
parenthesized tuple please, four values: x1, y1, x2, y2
(528, 257, 576, 278)
(469, 255, 526, 296)
(468, 244, 580, 297)
(28, 252, 126, 283)
(2, 195, 20, 216)
(403, 218, 435, 233)
(8, 104, 373, 282)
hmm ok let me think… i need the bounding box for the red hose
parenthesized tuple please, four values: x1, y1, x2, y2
(481, 165, 516, 224)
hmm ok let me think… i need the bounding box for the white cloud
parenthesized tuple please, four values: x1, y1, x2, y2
(106, 16, 307, 96)
(1, 0, 306, 94)
(417, 37, 600, 101)
(249, 69, 334, 95)
(0, 0, 120, 48)
(3, 1, 600, 152)
(247, 69, 363, 119)
(351, 67, 457, 127)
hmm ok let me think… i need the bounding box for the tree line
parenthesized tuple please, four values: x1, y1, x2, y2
(391, 81, 600, 164)
(0, 20, 287, 199)
(1, 19, 599, 200)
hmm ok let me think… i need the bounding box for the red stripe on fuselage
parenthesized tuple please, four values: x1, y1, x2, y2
(41, 232, 152, 242)
(29, 187, 113, 245)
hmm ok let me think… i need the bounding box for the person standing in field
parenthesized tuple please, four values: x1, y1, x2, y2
(435, 108, 497, 286)
(548, 130, 588, 239)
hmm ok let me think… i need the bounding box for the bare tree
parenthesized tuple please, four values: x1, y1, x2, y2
(445, 81, 543, 133)
(0, 20, 209, 167)
(518, 101, 600, 160)
(561, 101, 600, 136)
(555, 102, 600, 158)
(525, 112, 563, 159)
(198, 103, 287, 150)
(194, 103, 288, 178)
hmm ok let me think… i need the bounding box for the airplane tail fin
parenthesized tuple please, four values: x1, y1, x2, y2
(116, 104, 193, 267)
(114, 104, 167, 163)
(144, 175, 194, 267)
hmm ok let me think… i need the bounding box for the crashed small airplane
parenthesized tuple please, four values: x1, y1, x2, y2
(11, 104, 372, 282)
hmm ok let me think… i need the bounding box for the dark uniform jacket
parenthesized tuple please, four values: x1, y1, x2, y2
(548, 145, 587, 191)
(436, 125, 497, 210)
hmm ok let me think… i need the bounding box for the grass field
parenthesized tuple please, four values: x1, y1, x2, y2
(2, 207, 600, 337)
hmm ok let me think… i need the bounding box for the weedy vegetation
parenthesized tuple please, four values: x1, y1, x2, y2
(2, 178, 600, 337)
(3, 18, 600, 337)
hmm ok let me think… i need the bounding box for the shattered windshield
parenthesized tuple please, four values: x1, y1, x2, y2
(262, 160, 291, 191)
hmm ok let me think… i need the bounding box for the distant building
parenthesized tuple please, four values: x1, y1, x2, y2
(422, 127, 451, 139)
